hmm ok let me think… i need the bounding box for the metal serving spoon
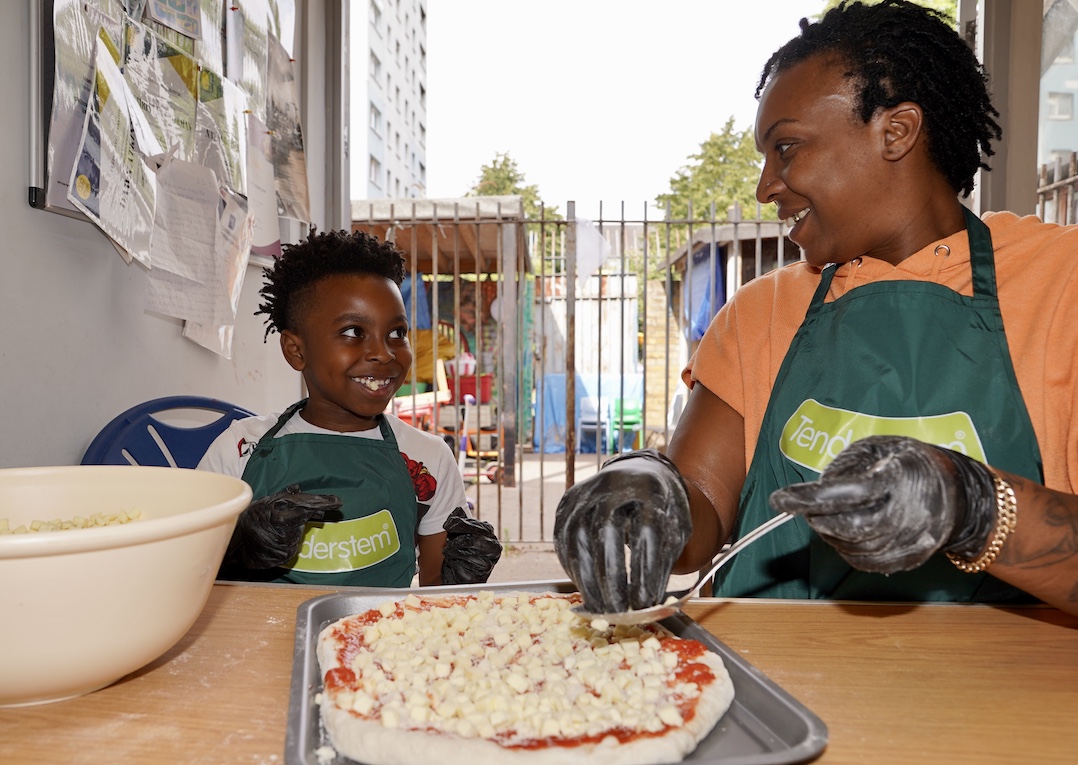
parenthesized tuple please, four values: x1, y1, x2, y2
(572, 512, 796, 626)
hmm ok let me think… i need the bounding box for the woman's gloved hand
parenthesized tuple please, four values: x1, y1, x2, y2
(224, 484, 342, 569)
(768, 435, 998, 573)
(554, 449, 692, 613)
(441, 507, 503, 584)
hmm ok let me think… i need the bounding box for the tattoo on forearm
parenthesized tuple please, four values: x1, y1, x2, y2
(997, 475, 1078, 570)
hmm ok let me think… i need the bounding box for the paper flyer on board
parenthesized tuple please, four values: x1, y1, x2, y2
(181, 189, 256, 358)
(67, 29, 159, 266)
(225, 0, 270, 122)
(194, 0, 226, 76)
(266, 31, 310, 223)
(144, 0, 202, 39)
(145, 184, 252, 329)
(146, 154, 218, 282)
(194, 68, 249, 196)
(123, 20, 199, 162)
(246, 111, 282, 258)
(46, 0, 125, 213)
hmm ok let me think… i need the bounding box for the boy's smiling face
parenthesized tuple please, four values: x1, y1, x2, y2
(281, 273, 412, 432)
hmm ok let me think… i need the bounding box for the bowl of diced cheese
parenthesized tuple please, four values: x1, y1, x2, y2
(0, 465, 251, 706)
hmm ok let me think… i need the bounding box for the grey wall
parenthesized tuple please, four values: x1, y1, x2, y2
(2, 2, 305, 468)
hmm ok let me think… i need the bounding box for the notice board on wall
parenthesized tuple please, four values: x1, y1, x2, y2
(28, 0, 310, 356)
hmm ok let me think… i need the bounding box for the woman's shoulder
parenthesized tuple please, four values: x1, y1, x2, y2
(725, 260, 819, 311)
(986, 211, 1078, 285)
(986, 211, 1078, 254)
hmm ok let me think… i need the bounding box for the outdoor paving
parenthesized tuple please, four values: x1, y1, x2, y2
(463, 450, 605, 544)
(465, 450, 577, 584)
(473, 451, 698, 590)
(487, 543, 567, 584)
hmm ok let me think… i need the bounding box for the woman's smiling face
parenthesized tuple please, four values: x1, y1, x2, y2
(755, 54, 897, 268)
(282, 273, 412, 432)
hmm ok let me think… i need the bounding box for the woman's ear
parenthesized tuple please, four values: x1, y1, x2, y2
(881, 102, 924, 161)
(280, 330, 306, 371)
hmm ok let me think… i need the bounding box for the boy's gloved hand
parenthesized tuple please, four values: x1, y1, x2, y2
(768, 435, 998, 573)
(225, 484, 342, 569)
(441, 507, 502, 584)
(554, 449, 692, 613)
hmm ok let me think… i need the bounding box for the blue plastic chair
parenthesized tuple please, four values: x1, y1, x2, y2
(81, 396, 256, 469)
(577, 396, 614, 454)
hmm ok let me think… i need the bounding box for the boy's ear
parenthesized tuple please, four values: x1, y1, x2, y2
(880, 102, 923, 161)
(280, 330, 306, 371)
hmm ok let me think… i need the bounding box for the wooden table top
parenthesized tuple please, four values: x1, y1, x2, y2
(1, 583, 1076, 764)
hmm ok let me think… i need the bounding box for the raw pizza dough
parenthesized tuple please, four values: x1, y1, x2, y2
(316, 591, 734, 765)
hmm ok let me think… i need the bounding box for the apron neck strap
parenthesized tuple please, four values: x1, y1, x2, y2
(811, 263, 839, 307)
(963, 206, 997, 299)
(810, 207, 996, 305)
(376, 413, 398, 445)
(258, 399, 398, 445)
(262, 399, 308, 441)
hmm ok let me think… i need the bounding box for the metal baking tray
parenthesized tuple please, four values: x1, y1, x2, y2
(285, 581, 828, 765)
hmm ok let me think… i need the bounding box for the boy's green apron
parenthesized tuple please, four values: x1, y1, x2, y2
(240, 400, 418, 586)
(716, 208, 1043, 601)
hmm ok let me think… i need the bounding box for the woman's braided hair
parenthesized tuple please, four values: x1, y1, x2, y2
(756, 0, 1001, 197)
(257, 228, 406, 339)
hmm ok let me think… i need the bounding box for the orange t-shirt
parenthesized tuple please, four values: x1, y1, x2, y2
(685, 211, 1078, 494)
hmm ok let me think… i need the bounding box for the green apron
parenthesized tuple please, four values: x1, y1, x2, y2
(239, 400, 418, 587)
(715, 208, 1043, 601)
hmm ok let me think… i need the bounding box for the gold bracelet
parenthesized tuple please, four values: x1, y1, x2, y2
(946, 472, 1018, 574)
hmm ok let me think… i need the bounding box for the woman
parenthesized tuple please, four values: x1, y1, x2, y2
(554, 0, 1078, 616)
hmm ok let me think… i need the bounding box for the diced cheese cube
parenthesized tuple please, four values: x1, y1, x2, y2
(658, 705, 684, 726)
(540, 718, 561, 738)
(505, 672, 530, 693)
(381, 707, 401, 728)
(351, 692, 375, 716)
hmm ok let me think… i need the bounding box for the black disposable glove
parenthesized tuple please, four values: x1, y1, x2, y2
(224, 484, 342, 569)
(441, 507, 503, 584)
(554, 449, 692, 613)
(768, 435, 998, 574)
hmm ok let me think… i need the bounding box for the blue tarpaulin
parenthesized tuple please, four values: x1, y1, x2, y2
(686, 244, 725, 341)
(400, 275, 432, 330)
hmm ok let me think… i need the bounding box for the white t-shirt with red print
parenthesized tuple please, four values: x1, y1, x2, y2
(198, 409, 466, 536)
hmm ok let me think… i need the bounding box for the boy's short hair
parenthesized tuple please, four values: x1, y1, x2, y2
(257, 228, 407, 338)
(756, 0, 1001, 197)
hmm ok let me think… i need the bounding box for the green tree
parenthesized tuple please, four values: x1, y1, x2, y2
(466, 151, 561, 220)
(655, 117, 774, 223)
(818, 0, 957, 25)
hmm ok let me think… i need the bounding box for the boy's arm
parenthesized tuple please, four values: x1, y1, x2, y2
(417, 531, 447, 585)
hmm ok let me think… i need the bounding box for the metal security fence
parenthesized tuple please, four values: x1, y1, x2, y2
(351, 197, 795, 543)
(1038, 153, 1078, 225)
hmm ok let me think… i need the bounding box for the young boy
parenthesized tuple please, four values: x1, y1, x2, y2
(199, 229, 500, 587)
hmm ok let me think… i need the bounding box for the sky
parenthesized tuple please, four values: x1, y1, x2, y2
(424, 0, 823, 220)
